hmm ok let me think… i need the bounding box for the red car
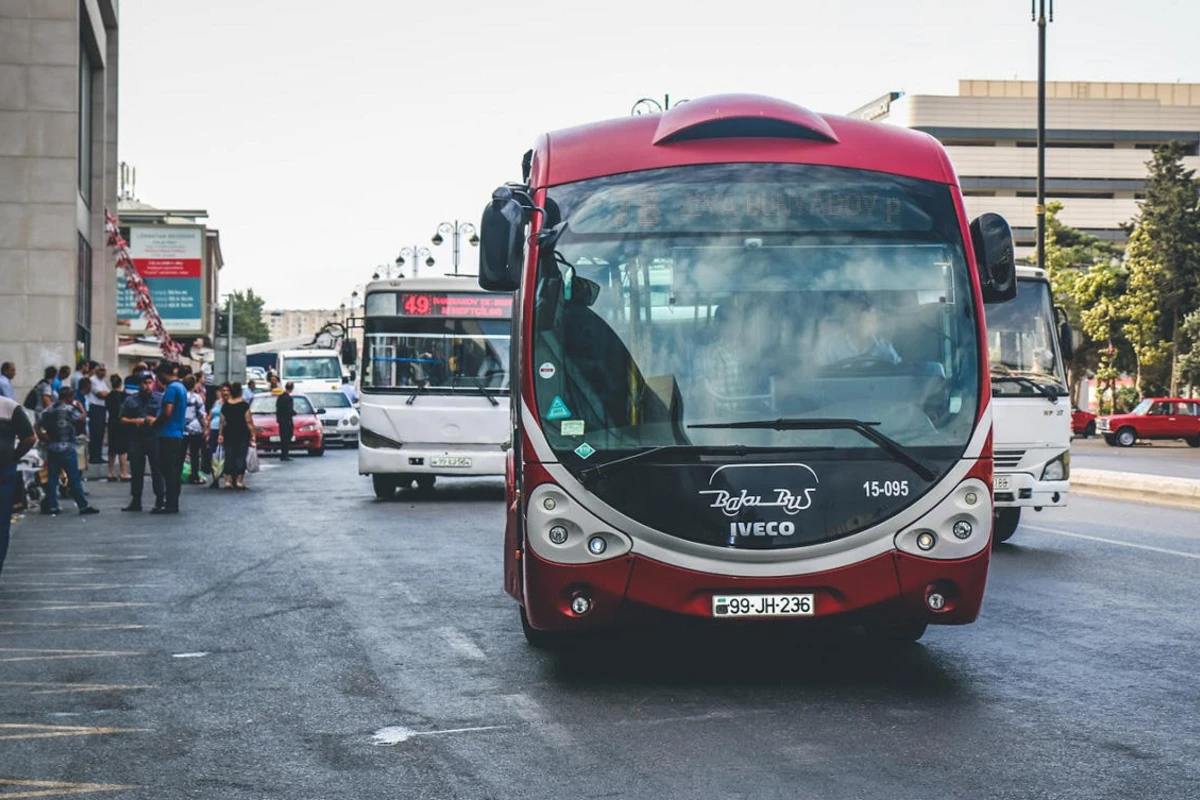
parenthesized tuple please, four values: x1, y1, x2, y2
(1071, 407, 1097, 437)
(1097, 398, 1200, 448)
(250, 394, 325, 456)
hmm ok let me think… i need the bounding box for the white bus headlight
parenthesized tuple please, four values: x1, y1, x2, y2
(916, 531, 937, 551)
(1041, 451, 1070, 481)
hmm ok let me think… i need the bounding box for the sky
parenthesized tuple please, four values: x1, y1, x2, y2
(118, 0, 1200, 310)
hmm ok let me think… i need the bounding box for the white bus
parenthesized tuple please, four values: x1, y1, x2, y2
(984, 265, 1073, 543)
(357, 276, 513, 497)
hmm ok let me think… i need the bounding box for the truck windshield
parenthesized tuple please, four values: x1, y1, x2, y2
(362, 317, 511, 393)
(282, 356, 341, 381)
(533, 163, 981, 463)
(985, 279, 1068, 397)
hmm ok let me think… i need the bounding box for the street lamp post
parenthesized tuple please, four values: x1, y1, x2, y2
(1034, 0, 1054, 270)
(223, 292, 235, 384)
(431, 220, 479, 276)
(396, 246, 434, 278)
(631, 94, 687, 116)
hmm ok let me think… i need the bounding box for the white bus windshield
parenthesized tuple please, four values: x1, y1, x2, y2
(282, 356, 341, 381)
(984, 279, 1068, 397)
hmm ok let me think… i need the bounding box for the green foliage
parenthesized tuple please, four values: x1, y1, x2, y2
(220, 289, 271, 345)
(1118, 225, 1172, 396)
(1114, 385, 1141, 414)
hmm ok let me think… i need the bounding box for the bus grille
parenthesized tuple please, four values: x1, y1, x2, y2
(994, 450, 1025, 469)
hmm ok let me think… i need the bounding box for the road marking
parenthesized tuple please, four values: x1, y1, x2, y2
(0, 724, 145, 742)
(1024, 524, 1200, 561)
(0, 623, 147, 635)
(0, 585, 156, 593)
(0, 778, 137, 798)
(6, 556, 149, 561)
(503, 694, 573, 747)
(0, 682, 152, 696)
(0, 602, 153, 613)
(371, 724, 507, 746)
(170, 652, 209, 659)
(0, 649, 145, 664)
(437, 627, 486, 660)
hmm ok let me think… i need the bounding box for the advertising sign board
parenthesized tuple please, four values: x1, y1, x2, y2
(117, 225, 206, 335)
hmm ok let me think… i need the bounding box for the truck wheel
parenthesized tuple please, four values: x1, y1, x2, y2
(520, 606, 571, 651)
(1084, 421, 1096, 438)
(993, 507, 1021, 544)
(1116, 427, 1137, 447)
(371, 474, 396, 500)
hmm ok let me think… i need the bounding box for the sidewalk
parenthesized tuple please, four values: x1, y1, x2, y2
(1071, 467, 1200, 509)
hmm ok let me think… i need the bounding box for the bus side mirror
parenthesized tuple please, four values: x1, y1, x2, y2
(970, 213, 1017, 303)
(340, 339, 357, 366)
(1055, 306, 1076, 362)
(479, 187, 526, 292)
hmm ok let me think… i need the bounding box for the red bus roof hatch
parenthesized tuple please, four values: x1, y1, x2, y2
(652, 94, 840, 146)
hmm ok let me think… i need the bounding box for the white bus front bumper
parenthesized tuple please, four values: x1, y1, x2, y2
(993, 471, 1069, 508)
(358, 442, 506, 477)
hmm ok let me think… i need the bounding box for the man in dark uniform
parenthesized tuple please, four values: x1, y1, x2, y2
(120, 372, 163, 512)
(276, 381, 295, 461)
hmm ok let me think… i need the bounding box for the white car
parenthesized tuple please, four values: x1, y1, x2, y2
(306, 390, 359, 447)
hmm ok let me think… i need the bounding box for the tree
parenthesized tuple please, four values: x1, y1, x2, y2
(1133, 143, 1200, 394)
(1118, 224, 1172, 397)
(219, 289, 271, 345)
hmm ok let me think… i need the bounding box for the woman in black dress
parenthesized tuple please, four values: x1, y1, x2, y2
(105, 375, 130, 481)
(218, 381, 255, 489)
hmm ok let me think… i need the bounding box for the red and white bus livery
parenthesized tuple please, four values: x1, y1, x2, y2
(477, 94, 1017, 645)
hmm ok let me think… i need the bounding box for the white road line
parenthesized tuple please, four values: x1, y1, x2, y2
(504, 693, 573, 747)
(1024, 524, 1200, 561)
(437, 627, 486, 661)
(372, 724, 507, 745)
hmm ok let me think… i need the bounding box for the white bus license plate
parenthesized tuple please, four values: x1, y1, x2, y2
(713, 594, 814, 618)
(994, 475, 1012, 491)
(430, 456, 472, 468)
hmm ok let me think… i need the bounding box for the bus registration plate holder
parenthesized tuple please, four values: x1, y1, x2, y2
(994, 475, 1012, 491)
(431, 456, 472, 468)
(712, 594, 815, 618)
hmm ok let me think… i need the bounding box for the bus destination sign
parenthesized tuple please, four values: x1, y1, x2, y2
(398, 292, 514, 319)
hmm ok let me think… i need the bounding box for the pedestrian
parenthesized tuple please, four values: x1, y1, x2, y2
(69, 359, 90, 393)
(125, 363, 145, 397)
(182, 375, 207, 484)
(0, 362, 16, 401)
(277, 381, 296, 461)
(1, 396, 38, 579)
(244, 379, 257, 405)
(153, 362, 187, 515)
(35, 387, 98, 516)
(105, 374, 130, 482)
(218, 381, 254, 490)
(27, 366, 58, 419)
(203, 383, 228, 484)
(87, 365, 110, 464)
(120, 372, 163, 513)
(268, 374, 283, 395)
(340, 375, 358, 404)
(53, 365, 70, 393)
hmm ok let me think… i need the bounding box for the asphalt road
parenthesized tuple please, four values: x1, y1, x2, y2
(1072, 435, 1200, 480)
(2, 449, 1198, 799)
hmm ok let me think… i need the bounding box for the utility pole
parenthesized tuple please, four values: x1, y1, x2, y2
(225, 293, 234, 384)
(1034, 0, 1054, 270)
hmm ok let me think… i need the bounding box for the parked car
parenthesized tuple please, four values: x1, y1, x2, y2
(1097, 398, 1200, 447)
(250, 393, 324, 456)
(305, 390, 359, 447)
(1071, 407, 1097, 438)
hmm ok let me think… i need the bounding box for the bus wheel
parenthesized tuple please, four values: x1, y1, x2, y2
(869, 620, 927, 643)
(371, 475, 396, 500)
(416, 476, 436, 492)
(993, 507, 1020, 544)
(520, 606, 570, 650)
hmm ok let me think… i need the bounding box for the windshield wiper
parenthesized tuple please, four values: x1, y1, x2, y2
(451, 374, 500, 407)
(687, 418, 936, 482)
(577, 444, 829, 486)
(990, 372, 1063, 401)
(404, 383, 428, 406)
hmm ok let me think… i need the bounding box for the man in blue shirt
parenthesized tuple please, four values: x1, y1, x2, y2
(154, 362, 188, 515)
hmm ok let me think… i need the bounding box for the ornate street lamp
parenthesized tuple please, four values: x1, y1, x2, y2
(431, 220, 479, 276)
(631, 94, 688, 116)
(396, 245, 435, 278)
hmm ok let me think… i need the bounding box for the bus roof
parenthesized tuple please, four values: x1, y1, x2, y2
(533, 93, 957, 188)
(364, 275, 485, 294)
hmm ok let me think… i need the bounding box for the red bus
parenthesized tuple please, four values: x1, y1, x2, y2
(477, 94, 1016, 645)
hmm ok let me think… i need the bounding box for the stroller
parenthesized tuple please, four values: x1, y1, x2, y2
(15, 448, 45, 511)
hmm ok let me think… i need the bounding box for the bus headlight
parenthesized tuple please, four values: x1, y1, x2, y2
(1041, 451, 1070, 481)
(587, 535, 607, 555)
(360, 428, 403, 449)
(916, 531, 937, 551)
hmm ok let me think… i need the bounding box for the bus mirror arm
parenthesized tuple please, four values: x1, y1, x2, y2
(479, 187, 529, 293)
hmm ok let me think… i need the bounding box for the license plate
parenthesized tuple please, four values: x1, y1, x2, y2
(430, 456, 472, 468)
(994, 475, 1012, 491)
(269, 436, 280, 443)
(712, 593, 814, 618)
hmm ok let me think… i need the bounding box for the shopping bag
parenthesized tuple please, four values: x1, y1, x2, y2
(211, 445, 226, 479)
(246, 446, 260, 474)
(181, 461, 192, 482)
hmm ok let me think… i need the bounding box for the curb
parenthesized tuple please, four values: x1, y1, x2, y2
(1071, 468, 1200, 509)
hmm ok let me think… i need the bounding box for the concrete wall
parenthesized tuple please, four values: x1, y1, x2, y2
(0, 0, 117, 397)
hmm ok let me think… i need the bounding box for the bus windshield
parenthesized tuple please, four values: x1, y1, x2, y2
(534, 163, 981, 462)
(282, 356, 341, 381)
(362, 294, 512, 393)
(985, 279, 1068, 397)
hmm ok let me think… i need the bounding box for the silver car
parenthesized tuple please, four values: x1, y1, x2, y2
(306, 390, 359, 447)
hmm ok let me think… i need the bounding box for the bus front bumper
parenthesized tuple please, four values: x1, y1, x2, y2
(993, 472, 1069, 509)
(358, 442, 506, 477)
(521, 547, 990, 633)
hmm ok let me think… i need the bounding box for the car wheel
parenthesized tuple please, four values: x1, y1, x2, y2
(1084, 421, 1096, 438)
(992, 507, 1020, 545)
(371, 474, 396, 500)
(1187, 437, 1200, 448)
(1103, 434, 1117, 446)
(1116, 427, 1137, 447)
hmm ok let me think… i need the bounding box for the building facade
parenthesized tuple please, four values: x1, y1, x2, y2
(851, 80, 1200, 258)
(264, 308, 344, 342)
(0, 0, 119, 396)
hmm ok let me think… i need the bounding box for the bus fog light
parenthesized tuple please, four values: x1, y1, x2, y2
(542, 497, 557, 511)
(570, 594, 592, 615)
(964, 491, 978, 506)
(548, 525, 568, 545)
(587, 535, 607, 555)
(916, 531, 937, 551)
(927, 592, 947, 611)
(952, 520, 973, 540)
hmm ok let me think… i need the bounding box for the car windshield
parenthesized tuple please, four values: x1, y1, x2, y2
(534, 162, 981, 459)
(984, 278, 1067, 396)
(251, 395, 314, 415)
(281, 356, 342, 380)
(307, 392, 351, 409)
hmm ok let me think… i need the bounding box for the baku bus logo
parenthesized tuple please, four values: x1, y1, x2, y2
(698, 463, 819, 522)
